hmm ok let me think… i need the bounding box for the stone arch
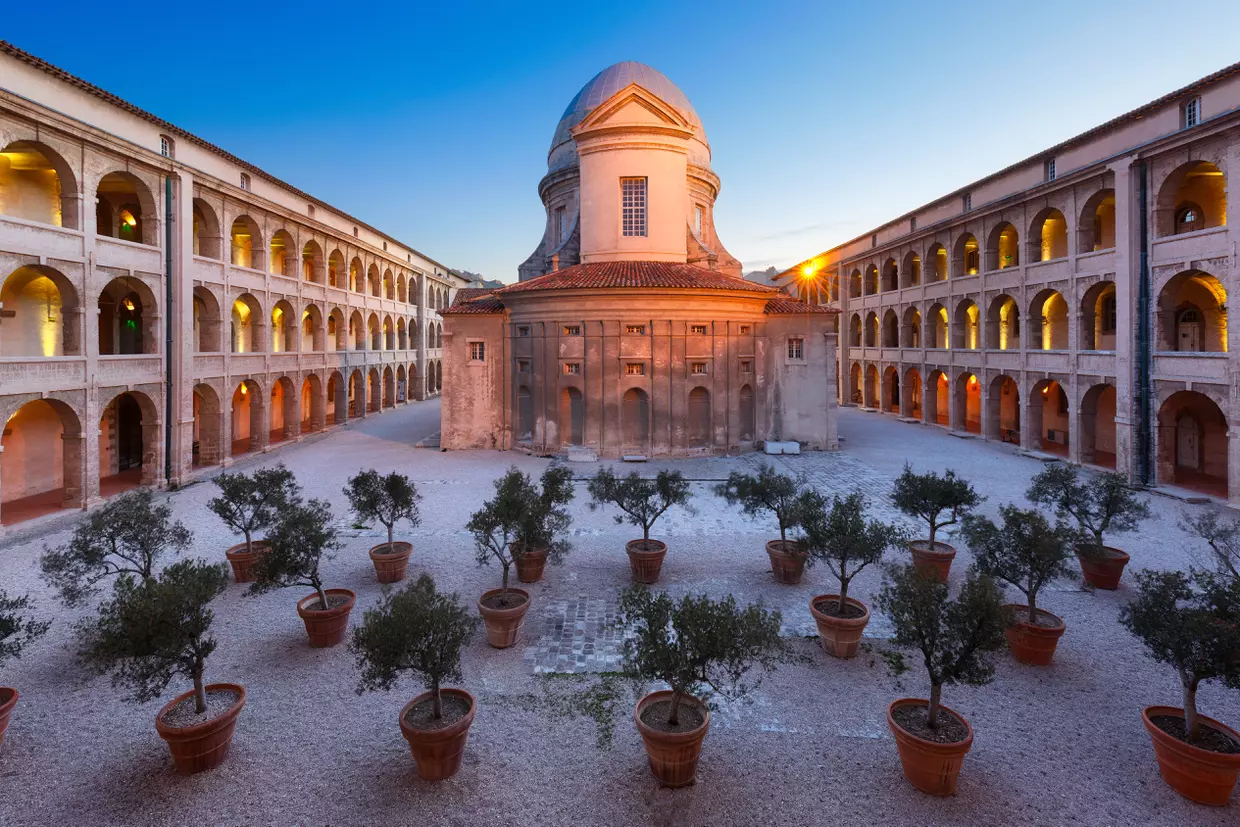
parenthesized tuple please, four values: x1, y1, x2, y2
(349, 257, 364, 292)
(383, 268, 395, 300)
(99, 389, 159, 491)
(397, 317, 408, 351)
(622, 387, 651, 448)
(988, 375, 1020, 444)
(1080, 383, 1117, 468)
(1029, 378, 1070, 454)
(396, 365, 407, 403)
(327, 249, 345, 289)
(435, 359, 443, 392)
(1028, 208, 1068, 262)
(902, 306, 922, 348)
(560, 386, 584, 446)
(517, 385, 534, 440)
(1078, 188, 1116, 252)
(926, 243, 948, 282)
(1, 398, 84, 524)
(848, 312, 862, 348)
(687, 386, 711, 448)
(848, 269, 861, 299)
(848, 361, 862, 405)
(302, 239, 324, 282)
(191, 198, 222, 259)
(864, 364, 879, 408)
(881, 258, 898, 293)
(985, 221, 1019, 270)
(270, 299, 297, 353)
(0, 264, 82, 357)
(269, 229, 296, 277)
(985, 294, 1021, 350)
(397, 273, 407, 303)
(327, 370, 346, 425)
(1080, 281, 1117, 350)
(1156, 269, 1226, 352)
(953, 298, 980, 350)
(901, 251, 921, 288)
(1030, 289, 1069, 350)
(953, 233, 980, 277)
(326, 307, 346, 351)
(0, 140, 80, 229)
(383, 366, 396, 409)
(230, 215, 264, 270)
(348, 369, 365, 417)
(368, 263, 382, 297)
(1157, 390, 1227, 496)
(231, 292, 264, 353)
(926, 369, 949, 426)
(863, 264, 878, 296)
(300, 303, 324, 352)
(368, 312, 382, 351)
(300, 373, 324, 432)
(902, 367, 922, 418)
(98, 276, 158, 356)
(1156, 160, 1226, 237)
(192, 383, 223, 468)
(738, 384, 755, 442)
(928, 303, 950, 349)
(268, 376, 297, 444)
(95, 171, 157, 245)
(409, 362, 420, 401)
(349, 309, 365, 350)
(192, 286, 222, 353)
(231, 378, 265, 456)
(881, 365, 900, 413)
(864, 311, 878, 347)
(368, 367, 382, 412)
(954, 372, 981, 434)
(383, 315, 395, 351)
(882, 309, 899, 347)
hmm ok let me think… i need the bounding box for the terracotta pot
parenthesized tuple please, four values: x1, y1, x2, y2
(887, 698, 974, 796)
(626, 539, 668, 584)
(296, 588, 356, 648)
(909, 540, 955, 583)
(0, 687, 17, 749)
(1075, 545, 1129, 590)
(399, 688, 477, 781)
(634, 690, 710, 788)
(224, 540, 269, 584)
(154, 683, 246, 774)
(1003, 605, 1066, 666)
(1142, 705, 1240, 806)
(477, 588, 530, 648)
(515, 547, 549, 584)
(809, 595, 871, 659)
(766, 540, 807, 585)
(369, 541, 413, 584)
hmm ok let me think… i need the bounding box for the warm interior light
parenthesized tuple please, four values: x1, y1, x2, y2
(969, 376, 977, 386)
(122, 298, 135, 311)
(1042, 386, 1050, 395)
(122, 211, 138, 227)
(240, 385, 248, 395)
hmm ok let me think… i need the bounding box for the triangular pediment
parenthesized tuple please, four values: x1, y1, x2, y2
(571, 83, 694, 138)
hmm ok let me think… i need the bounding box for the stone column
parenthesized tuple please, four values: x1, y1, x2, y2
(1229, 427, 1240, 506)
(1111, 160, 1139, 483)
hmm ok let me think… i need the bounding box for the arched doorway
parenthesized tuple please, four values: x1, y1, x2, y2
(954, 373, 980, 434)
(368, 368, 382, 413)
(864, 364, 879, 408)
(988, 375, 1020, 444)
(1080, 384, 1117, 468)
(560, 387, 584, 446)
(384, 367, 396, 409)
(739, 384, 755, 442)
(231, 380, 264, 456)
(848, 362, 862, 405)
(2, 399, 84, 525)
(1030, 379, 1070, 455)
(902, 368, 922, 419)
(882, 366, 900, 413)
(1157, 391, 1228, 497)
(622, 388, 650, 450)
(326, 371, 345, 426)
(99, 391, 156, 495)
(927, 371, 949, 426)
(688, 387, 711, 448)
(349, 370, 365, 418)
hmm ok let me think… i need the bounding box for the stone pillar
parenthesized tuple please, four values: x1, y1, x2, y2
(981, 377, 998, 441)
(1067, 377, 1082, 465)
(1111, 160, 1139, 483)
(1229, 427, 1240, 505)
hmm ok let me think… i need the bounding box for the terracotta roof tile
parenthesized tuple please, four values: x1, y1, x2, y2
(442, 288, 505, 315)
(496, 261, 779, 294)
(764, 298, 839, 315)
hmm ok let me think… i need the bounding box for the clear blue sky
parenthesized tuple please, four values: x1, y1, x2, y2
(7, 1, 1239, 281)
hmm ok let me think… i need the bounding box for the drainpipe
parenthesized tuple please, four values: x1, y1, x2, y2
(1136, 162, 1152, 486)
(164, 175, 175, 488)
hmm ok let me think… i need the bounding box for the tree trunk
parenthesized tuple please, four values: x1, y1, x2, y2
(193, 667, 207, 715)
(779, 517, 787, 544)
(1183, 678, 1201, 741)
(431, 678, 442, 720)
(501, 560, 510, 595)
(928, 519, 937, 549)
(643, 522, 650, 542)
(838, 576, 850, 608)
(667, 689, 683, 727)
(387, 522, 395, 554)
(243, 528, 253, 556)
(927, 682, 942, 730)
(315, 583, 330, 610)
(1026, 584, 1038, 624)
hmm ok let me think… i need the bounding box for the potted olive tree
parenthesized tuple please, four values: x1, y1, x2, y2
(875, 563, 1007, 796)
(249, 498, 354, 647)
(77, 559, 244, 773)
(962, 505, 1080, 665)
(714, 464, 811, 584)
(41, 489, 191, 606)
(468, 469, 534, 648)
(0, 591, 50, 748)
(513, 466, 576, 584)
(1179, 511, 1240, 582)
(208, 464, 302, 583)
(588, 468, 692, 583)
(352, 574, 477, 781)
(1120, 568, 1240, 805)
(802, 491, 907, 658)
(1027, 465, 1150, 590)
(619, 585, 791, 787)
(344, 469, 423, 584)
(890, 464, 982, 583)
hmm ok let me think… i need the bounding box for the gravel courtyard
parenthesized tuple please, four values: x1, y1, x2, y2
(1, 401, 1237, 826)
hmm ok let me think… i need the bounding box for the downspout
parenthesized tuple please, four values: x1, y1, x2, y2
(164, 175, 175, 488)
(1135, 162, 1152, 486)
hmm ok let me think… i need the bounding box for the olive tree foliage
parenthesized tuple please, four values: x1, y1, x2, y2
(467, 468, 533, 594)
(0, 591, 50, 669)
(208, 464, 302, 555)
(248, 498, 340, 609)
(587, 468, 692, 544)
(961, 505, 1080, 623)
(1026, 465, 1150, 558)
(714, 464, 807, 544)
(41, 491, 192, 607)
(1119, 568, 1240, 742)
(1179, 511, 1240, 583)
(618, 586, 792, 727)
(514, 466, 577, 564)
(351, 575, 476, 721)
(875, 564, 1007, 730)
(890, 464, 982, 549)
(77, 559, 229, 715)
(343, 469, 422, 552)
(801, 491, 908, 608)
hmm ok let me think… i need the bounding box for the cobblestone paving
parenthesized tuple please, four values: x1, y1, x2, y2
(522, 596, 628, 674)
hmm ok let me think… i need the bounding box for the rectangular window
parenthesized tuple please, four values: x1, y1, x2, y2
(741, 359, 752, 373)
(1045, 157, 1056, 182)
(962, 193, 972, 212)
(739, 324, 751, 335)
(1185, 97, 1201, 128)
(626, 324, 646, 334)
(517, 359, 530, 373)
(469, 341, 485, 361)
(562, 324, 581, 336)
(517, 325, 531, 337)
(910, 216, 917, 232)
(690, 362, 707, 375)
(621, 177, 648, 237)
(1102, 296, 1117, 334)
(307, 204, 316, 218)
(554, 206, 566, 246)
(563, 362, 581, 375)
(689, 324, 708, 335)
(787, 338, 804, 360)
(871, 233, 878, 248)
(694, 205, 704, 235)
(626, 363, 645, 376)
(159, 136, 172, 158)
(239, 172, 251, 191)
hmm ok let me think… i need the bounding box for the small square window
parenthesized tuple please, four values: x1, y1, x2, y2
(517, 359, 530, 373)
(469, 341, 486, 361)
(563, 362, 581, 375)
(1184, 97, 1201, 128)
(741, 359, 752, 373)
(963, 193, 972, 212)
(517, 325, 531, 337)
(739, 324, 751, 335)
(626, 363, 645, 376)
(787, 338, 804, 360)
(1045, 157, 1056, 182)
(689, 324, 708, 335)
(563, 324, 581, 336)
(239, 172, 251, 191)
(626, 324, 646, 335)
(383, 242, 388, 251)
(690, 362, 707, 375)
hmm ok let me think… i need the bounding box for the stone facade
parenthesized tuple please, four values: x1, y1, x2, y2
(0, 43, 460, 532)
(779, 61, 1240, 503)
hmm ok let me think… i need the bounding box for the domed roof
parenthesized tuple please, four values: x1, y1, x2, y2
(550, 62, 703, 155)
